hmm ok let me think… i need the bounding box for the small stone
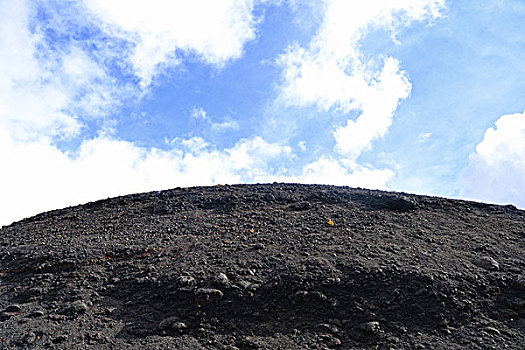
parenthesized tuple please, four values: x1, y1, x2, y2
(237, 336, 260, 348)
(289, 201, 311, 211)
(24, 332, 37, 344)
(195, 288, 224, 306)
(172, 321, 188, 330)
(309, 291, 327, 302)
(320, 333, 342, 347)
(224, 321, 237, 330)
(159, 316, 188, 331)
(484, 327, 501, 336)
(4, 304, 22, 313)
(473, 256, 499, 271)
(48, 314, 67, 321)
(237, 280, 252, 290)
(294, 290, 309, 299)
(387, 336, 400, 343)
(359, 321, 380, 333)
(177, 275, 196, 286)
(159, 316, 177, 330)
(214, 273, 229, 285)
(322, 277, 341, 286)
(327, 337, 342, 347)
(508, 297, 525, 308)
(223, 346, 240, 350)
(59, 300, 89, 315)
(196, 288, 223, 298)
(29, 310, 45, 318)
(52, 335, 68, 344)
(515, 278, 525, 290)
(317, 323, 340, 334)
(88, 331, 109, 343)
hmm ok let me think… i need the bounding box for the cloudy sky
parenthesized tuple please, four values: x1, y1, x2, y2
(1, 0, 524, 225)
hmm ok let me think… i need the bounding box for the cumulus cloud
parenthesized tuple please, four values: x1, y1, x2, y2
(0, 130, 291, 225)
(460, 110, 525, 208)
(0, 0, 446, 226)
(0, 0, 133, 142)
(0, 0, 80, 139)
(277, 0, 445, 159)
(0, 0, 262, 225)
(286, 157, 394, 189)
(84, 0, 258, 86)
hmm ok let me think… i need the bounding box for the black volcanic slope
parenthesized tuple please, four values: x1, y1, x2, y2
(1, 184, 524, 349)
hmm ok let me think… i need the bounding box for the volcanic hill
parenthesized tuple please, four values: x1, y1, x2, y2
(0, 183, 524, 349)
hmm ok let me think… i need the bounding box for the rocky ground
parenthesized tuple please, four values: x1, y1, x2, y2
(0, 183, 524, 349)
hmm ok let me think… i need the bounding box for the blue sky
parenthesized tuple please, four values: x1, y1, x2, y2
(1, 0, 525, 225)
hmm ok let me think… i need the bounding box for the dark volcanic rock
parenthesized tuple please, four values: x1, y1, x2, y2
(0, 183, 524, 349)
(3, 304, 22, 313)
(473, 256, 500, 271)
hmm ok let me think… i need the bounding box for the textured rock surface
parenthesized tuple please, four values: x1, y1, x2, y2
(0, 183, 524, 349)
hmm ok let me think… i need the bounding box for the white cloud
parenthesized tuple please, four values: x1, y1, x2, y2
(0, 0, 443, 227)
(0, 0, 131, 142)
(0, 0, 79, 139)
(286, 157, 394, 189)
(0, 0, 268, 226)
(460, 110, 525, 207)
(0, 130, 291, 226)
(84, 0, 258, 86)
(211, 119, 240, 132)
(331, 57, 411, 159)
(190, 106, 209, 121)
(277, 0, 444, 160)
(418, 132, 432, 143)
(190, 106, 240, 131)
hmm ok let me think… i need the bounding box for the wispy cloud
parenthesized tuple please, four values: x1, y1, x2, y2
(211, 119, 240, 132)
(460, 110, 525, 207)
(275, 0, 445, 189)
(84, 0, 258, 87)
(190, 106, 209, 121)
(418, 132, 432, 143)
(190, 106, 240, 132)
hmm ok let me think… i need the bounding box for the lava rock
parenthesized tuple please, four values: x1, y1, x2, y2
(52, 335, 68, 344)
(4, 304, 22, 313)
(213, 272, 229, 285)
(473, 256, 500, 271)
(359, 321, 380, 333)
(177, 275, 196, 286)
(158, 316, 188, 331)
(29, 310, 45, 318)
(289, 201, 311, 211)
(376, 195, 417, 212)
(1, 183, 524, 349)
(58, 300, 89, 315)
(484, 327, 501, 336)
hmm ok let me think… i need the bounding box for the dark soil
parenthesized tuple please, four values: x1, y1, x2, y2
(1, 183, 524, 349)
